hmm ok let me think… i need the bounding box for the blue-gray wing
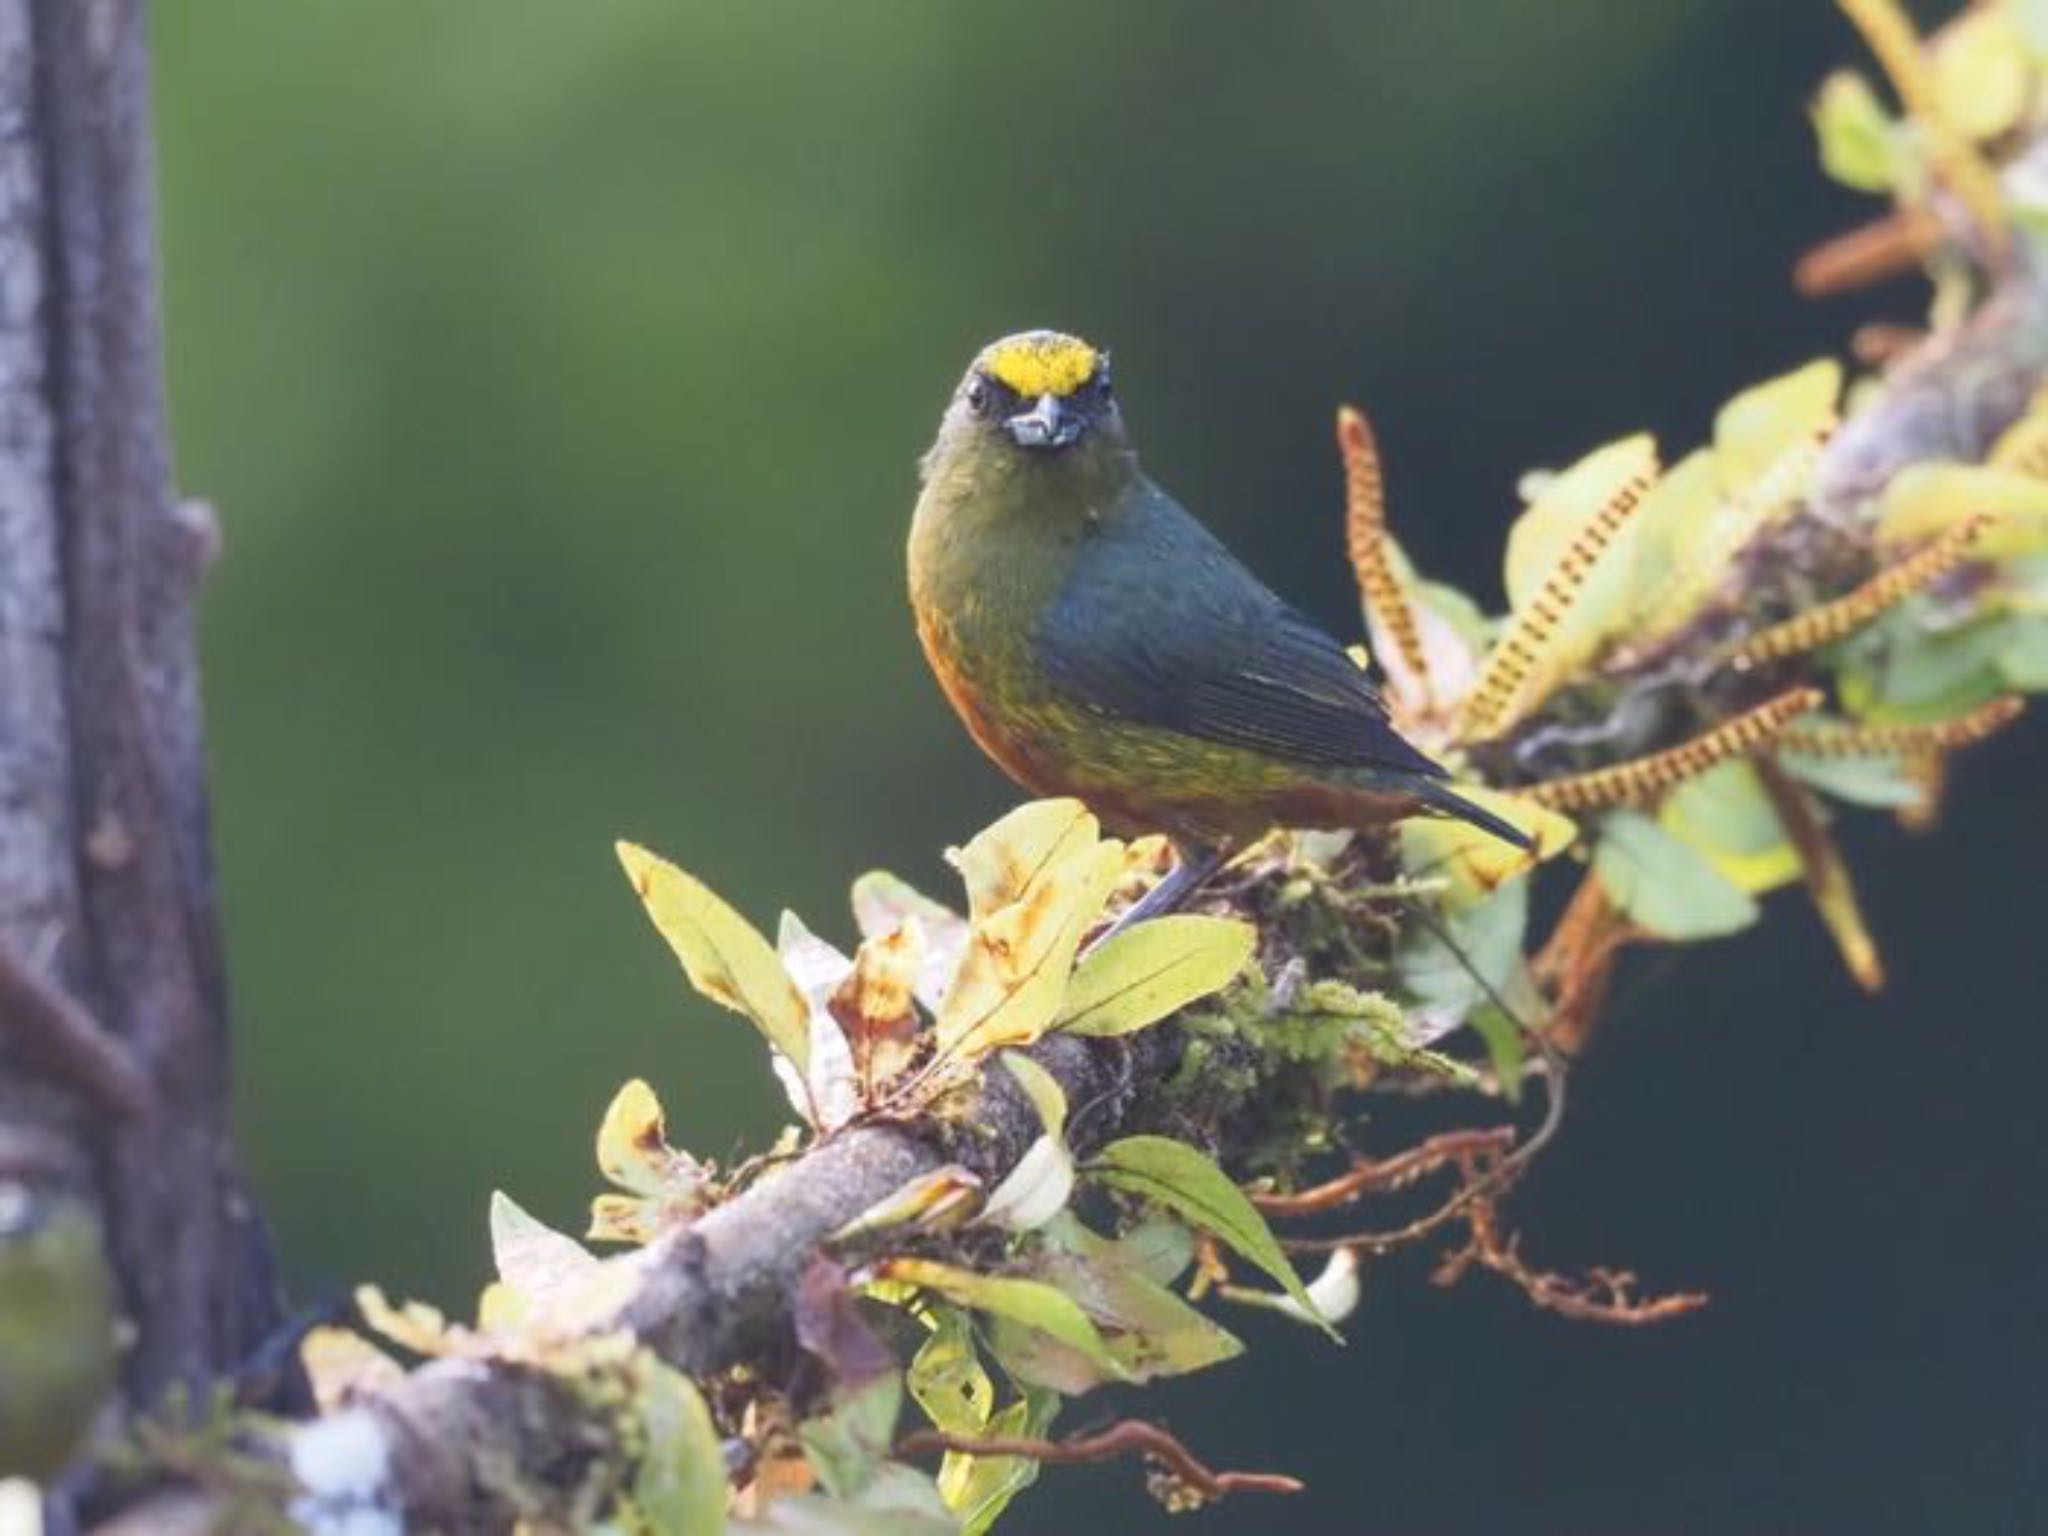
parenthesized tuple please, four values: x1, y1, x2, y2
(1031, 482, 1446, 779)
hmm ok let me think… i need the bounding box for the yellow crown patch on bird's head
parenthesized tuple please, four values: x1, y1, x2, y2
(977, 330, 1103, 399)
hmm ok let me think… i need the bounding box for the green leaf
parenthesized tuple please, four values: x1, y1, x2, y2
(1055, 915, 1256, 1036)
(1086, 1136, 1334, 1339)
(617, 841, 812, 1073)
(1466, 1004, 1527, 1103)
(1811, 69, 1900, 192)
(799, 1372, 903, 1500)
(1775, 750, 1923, 809)
(1028, 1242, 1243, 1382)
(1837, 606, 2017, 724)
(939, 1390, 1058, 1536)
(1113, 1217, 1195, 1285)
(1999, 617, 2048, 688)
(489, 1191, 597, 1312)
(875, 1259, 1128, 1381)
(1657, 761, 1799, 895)
(1593, 810, 1758, 941)
(1395, 879, 1532, 1031)
(1714, 359, 1841, 491)
(628, 1360, 727, 1536)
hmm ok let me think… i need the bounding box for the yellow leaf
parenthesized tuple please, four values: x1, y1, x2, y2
(589, 1080, 710, 1245)
(475, 1281, 526, 1334)
(1877, 463, 2048, 561)
(1056, 916, 1256, 1037)
(595, 1078, 703, 1197)
(947, 799, 1099, 921)
(1633, 433, 1821, 645)
(1503, 433, 1658, 614)
(1988, 386, 2048, 476)
(353, 1285, 459, 1359)
(874, 1258, 1129, 1381)
(300, 1325, 403, 1415)
(1466, 440, 1661, 735)
(1812, 69, 1901, 191)
(616, 841, 811, 1072)
(831, 1167, 985, 1242)
(1623, 449, 1719, 625)
(909, 1307, 994, 1435)
(1932, 8, 2031, 142)
(1399, 788, 1576, 905)
(1713, 359, 1840, 491)
(587, 1192, 652, 1246)
(850, 871, 968, 1011)
(832, 922, 924, 1042)
(936, 838, 1122, 1062)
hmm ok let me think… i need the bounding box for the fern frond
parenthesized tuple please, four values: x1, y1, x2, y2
(1522, 688, 1824, 813)
(1723, 515, 1989, 670)
(1339, 405, 1431, 704)
(1460, 468, 1658, 740)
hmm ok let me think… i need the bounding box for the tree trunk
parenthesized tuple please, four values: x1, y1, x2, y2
(0, 0, 279, 1450)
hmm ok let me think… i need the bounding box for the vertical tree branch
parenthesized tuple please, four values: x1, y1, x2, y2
(0, 0, 280, 1434)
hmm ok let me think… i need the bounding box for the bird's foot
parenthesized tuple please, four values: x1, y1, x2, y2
(1088, 840, 1228, 951)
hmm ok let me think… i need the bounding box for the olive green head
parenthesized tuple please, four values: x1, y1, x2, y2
(924, 330, 1127, 473)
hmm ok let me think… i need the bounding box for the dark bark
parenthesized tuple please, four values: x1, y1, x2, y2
(0, 0, 280, 1436)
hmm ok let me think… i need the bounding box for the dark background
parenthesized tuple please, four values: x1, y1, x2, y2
(154, 3, 2044, 1532)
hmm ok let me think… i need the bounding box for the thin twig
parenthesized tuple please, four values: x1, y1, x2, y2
(1432, 1185, 1709, 1325)
(896, 1420, 1304, 1503)
(1251, 1127, 1516, 1219)
(0, 944, 151, 1116)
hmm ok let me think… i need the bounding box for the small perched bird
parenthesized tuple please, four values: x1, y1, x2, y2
(908, 329, 1532, 925)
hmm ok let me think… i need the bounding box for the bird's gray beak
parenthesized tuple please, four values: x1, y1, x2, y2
(1004, 393, 1082, 450)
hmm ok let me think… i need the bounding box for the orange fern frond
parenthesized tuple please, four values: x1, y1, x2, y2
(1522, 688, 1824, 813)
(1460, 468, 1658, 740)
(1338, 404, 1430, 702)
(1794, 206, 1945, 298)
(1778, 693, 2025, 757)
(1723, 514, 1990, 670)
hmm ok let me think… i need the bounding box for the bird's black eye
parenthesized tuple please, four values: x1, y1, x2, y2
(966, 380, 990, 415)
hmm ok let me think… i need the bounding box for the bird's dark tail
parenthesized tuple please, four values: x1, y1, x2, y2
(1404, 775, 1537, 853)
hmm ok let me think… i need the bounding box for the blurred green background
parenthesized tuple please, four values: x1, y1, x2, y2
(155, 3, 2044, 1532)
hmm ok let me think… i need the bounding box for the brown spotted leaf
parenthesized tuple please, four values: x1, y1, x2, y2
(947, 799, 1099, 922)
(935, 839, 1123, 1062)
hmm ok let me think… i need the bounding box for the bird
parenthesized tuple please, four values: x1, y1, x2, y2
(907, 329, 1533, 928)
